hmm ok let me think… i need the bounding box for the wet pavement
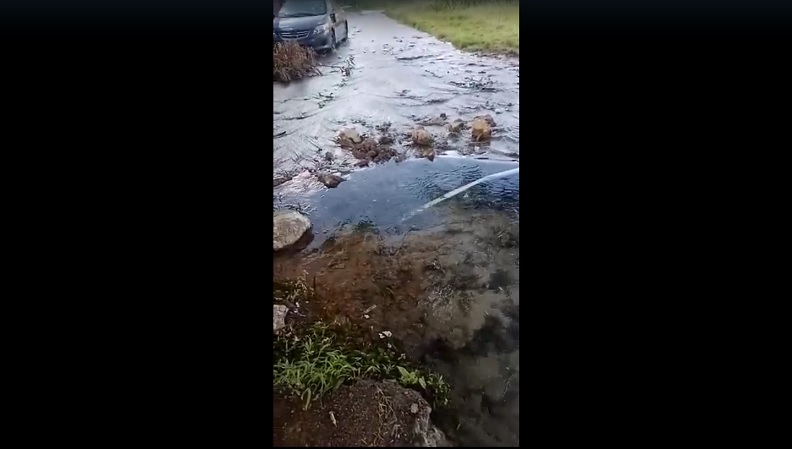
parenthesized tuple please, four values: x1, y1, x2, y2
(273, 10, 519, 448)
(274, 10, 519, 177)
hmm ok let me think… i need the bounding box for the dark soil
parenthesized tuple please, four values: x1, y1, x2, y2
(273, 209, 519, 360)
(274, 380, 447, 447)
(273, 203, 520, 447)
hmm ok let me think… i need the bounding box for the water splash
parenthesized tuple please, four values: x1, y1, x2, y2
(403, 167, 519, 221)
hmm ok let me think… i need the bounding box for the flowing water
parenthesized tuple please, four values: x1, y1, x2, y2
(273, 11, 520, 447)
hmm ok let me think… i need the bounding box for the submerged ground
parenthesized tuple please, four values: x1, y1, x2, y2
(273, 10, 519, 447)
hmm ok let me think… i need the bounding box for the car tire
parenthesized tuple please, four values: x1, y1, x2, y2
(331, 29, 337, 49)
(344, 21, 349, 42)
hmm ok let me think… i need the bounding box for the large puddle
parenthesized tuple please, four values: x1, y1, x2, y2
(273, 10, 519, 447)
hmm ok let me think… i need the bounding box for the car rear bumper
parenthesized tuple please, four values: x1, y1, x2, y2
(273, 31, 333, 51)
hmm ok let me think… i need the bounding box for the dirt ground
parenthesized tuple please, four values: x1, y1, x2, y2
(273, 208, 519, 361)
(274, 380, 448, 447)
(274, 206, 520, 446)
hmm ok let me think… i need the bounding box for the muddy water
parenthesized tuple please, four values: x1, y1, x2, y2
(275, 158, 519, 447)
(273, 11, 520, 175)
(274, 10, 519, 447)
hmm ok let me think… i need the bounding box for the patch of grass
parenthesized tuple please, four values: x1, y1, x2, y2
(273, 41, 322, 82)
(274, 321, 450, 410)
(348, 0, 519, 54)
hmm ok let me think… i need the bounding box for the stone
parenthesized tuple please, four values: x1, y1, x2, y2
(273, 211, 312, 251)
(474, 114, 496, 127)
(411, 126, 434, 146)
(324, 151, 334, 161)
(318, 173, 345, 188)
(337, 127, 362, 147)
(471, 117, 492, 142)
(446, 118, 465, 133)
(273, 304, 288, 333)
(420, 147, 436, 162)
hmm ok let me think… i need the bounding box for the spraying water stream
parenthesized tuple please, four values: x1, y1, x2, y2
(403, 167, 519, 222)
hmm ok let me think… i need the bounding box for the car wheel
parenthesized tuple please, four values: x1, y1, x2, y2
(331, 29, 337, 49)
(344, 21, 349, 42)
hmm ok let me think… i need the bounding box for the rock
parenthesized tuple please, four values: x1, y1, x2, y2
(471, 117, 492, 142)
(273, 175, 291, 187)
(378, 134, 394, 145)
(418, 115, 447, 126)
(446, 118, 465, 133)
(420, 147, 436, 162)
(475, 114, 496, 127)
(273, 304, 288, 333)
(411, 126, 434, 146)
(366, 150, 378, 159)
(355, 159, 370, 167)
(337, 128, 362, 147)
(439, 112, 447, 119)
(324, 151, 334, 161)
(359, 137, 378, 152)
(273, 211, 312, 251)
(318, 173, 344, 188)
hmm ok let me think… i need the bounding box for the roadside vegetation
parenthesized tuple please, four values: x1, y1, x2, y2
(349, 0, 519, 55)
(273, 280, 450, 410)
(273, 41, 321, 82)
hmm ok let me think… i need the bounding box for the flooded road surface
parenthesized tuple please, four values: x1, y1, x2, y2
(274, 10, 519, 447)
(274, 10, 519, 176)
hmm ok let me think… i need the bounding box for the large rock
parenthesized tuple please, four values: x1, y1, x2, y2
(274, 211, 312, 251)
(446, 118, 465, 133)
(474, 114, 496, 127)
(317, 173, 344, 188)
(411, 126, 434, 146)
(420, 147, 436, 162)
(273, 304, 288, 333)
(337, 128, 362, 147)
(471, 117, 492, 142)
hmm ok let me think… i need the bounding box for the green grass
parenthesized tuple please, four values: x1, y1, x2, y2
(348, 0, 519, 55)
(274, 321, 450, 410)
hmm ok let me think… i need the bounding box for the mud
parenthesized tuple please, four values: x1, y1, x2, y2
(274, 380, 449, 447)
(273, 11, 519, 179)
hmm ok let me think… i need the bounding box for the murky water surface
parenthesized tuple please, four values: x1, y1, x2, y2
(273, 11, 519, 447)
(274, 11, 519, 174)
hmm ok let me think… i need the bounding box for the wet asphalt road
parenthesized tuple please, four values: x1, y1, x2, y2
(273, 10, 520, 175)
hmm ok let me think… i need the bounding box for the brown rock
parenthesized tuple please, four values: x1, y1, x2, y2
(337, 128, 362, 147)
(411, 126, 434, 146)
(318, 173, 345, 188)
(475, 114, 496, 127)
(446, 118, 465, 133)
(418, 115, 447, 126)
(366, 150, 378, 159)
(471, 118, 492, 142)
(421, 147, 436, 161)
(359, 137, 377, 152)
